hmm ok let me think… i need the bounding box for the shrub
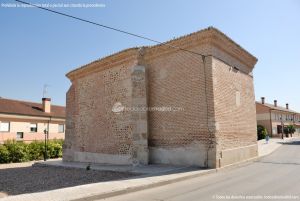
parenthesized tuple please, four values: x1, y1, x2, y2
(0, 139, 64, 164)
(27, 141, 44, 161)
(0, 145, 10, 163)
(4, 140, 29, 163)
(47, 141, 63, 158)
(257, 125, 268, 140)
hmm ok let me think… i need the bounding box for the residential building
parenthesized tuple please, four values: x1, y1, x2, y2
(256, 97, 300, 137)
(63, 27, 258, 168)
(0, 97, 65, 143)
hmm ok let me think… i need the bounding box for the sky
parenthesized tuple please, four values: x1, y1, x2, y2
(0, 0, 299, 111)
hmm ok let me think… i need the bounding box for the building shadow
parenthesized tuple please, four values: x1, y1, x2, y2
(278, 140, 300, 145)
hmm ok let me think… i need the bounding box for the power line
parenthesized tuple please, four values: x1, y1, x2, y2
(14, 0, 205, 57)
(14, 0, 215, 160)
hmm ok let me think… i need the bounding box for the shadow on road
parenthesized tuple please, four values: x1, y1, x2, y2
(257, 161, 300, 166)
(279, 140, 300, 145)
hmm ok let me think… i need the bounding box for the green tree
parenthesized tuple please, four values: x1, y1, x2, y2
(288, 125, 296, 137)
(257, 125, 268, 140)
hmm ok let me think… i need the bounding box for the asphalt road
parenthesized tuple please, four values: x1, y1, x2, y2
(101, 140, 300, 201)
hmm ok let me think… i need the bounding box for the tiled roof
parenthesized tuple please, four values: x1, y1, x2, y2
(256, 102, 299, 114)
(66, 26, 257, 80)
(0, 98, 65, 118)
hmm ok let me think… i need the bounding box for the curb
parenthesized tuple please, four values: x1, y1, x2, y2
(72, 157, 263, 201)
(71, 169, 217, 201)
(73, 138, 300, 201)
(3, 138, 299, 201)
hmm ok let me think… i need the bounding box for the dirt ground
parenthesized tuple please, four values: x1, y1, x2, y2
(0, 162, 138, 197)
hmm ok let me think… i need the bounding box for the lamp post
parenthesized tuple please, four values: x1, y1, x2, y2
(43, 129, 48, 161)
(43, 118, 51, 161)
(280, 117, 284, 140)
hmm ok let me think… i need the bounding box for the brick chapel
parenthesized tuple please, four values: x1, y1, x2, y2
(63, 27, 258, 168)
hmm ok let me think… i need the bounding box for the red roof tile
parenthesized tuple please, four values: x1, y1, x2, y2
(0, 98, 65, 118)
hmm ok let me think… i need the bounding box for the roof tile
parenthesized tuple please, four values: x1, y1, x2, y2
(0, 98, 65, 118)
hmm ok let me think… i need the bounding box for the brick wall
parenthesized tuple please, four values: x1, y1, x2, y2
(63, 55, 139, 163)
(213, 57, 257, 150)
(64, 27, 258, 167)
(212, 56, 258, 166)
(142, 47, 217, 167)
(145, 50, 213, 148)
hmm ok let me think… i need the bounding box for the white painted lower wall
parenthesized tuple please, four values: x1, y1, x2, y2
(149, 144, 213, 167)
(219, 144, 258, 167)
(63, 149, 132, 165)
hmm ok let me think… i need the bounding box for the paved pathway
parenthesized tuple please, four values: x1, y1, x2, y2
(99, 139, 300, 201)
(1, 137, 299, 201)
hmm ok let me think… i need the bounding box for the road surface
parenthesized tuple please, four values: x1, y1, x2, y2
(101, 140, 300, 201)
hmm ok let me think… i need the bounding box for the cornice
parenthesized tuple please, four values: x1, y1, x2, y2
(66, 27, 258, 82)
(66, 48, 141, 82)
(143, 27, 257, 69)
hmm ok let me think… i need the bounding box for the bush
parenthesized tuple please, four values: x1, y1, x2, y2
(0, 145, 10, 163)
(27, 141, 44, 161)
(0, 139, 64, 164)
(47, 141, 63, 158)
(257, 125, 268, 140)
(4, 140, 29, 163)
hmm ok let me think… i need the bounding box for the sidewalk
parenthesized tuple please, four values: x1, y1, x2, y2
(1, 137, 299, 201)
(33, 160, 198, 175)
(1, 167, 215, 201)
(258, 136, 300, 157)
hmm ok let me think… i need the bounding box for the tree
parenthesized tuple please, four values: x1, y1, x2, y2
(283, 125, 296, 137)
(284, 126, 289, 137)
(257, 125, 268, 140)
(288, 125, 296, 137)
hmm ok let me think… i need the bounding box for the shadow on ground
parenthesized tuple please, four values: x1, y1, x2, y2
(279, 140, 300, 145)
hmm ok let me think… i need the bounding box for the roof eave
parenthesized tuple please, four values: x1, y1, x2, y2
(0, 112, 65, 119)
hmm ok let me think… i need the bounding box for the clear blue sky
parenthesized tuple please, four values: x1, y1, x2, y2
(0, 0, 299, 111)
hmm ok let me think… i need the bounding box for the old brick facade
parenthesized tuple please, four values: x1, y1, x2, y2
(63, 27, 258, 168)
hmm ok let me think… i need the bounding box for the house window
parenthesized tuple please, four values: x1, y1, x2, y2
(58, 124, 65, 133)
(30, 123, 38, 132)
(16, 132, 24, 140)
(0, 122, 10, 132)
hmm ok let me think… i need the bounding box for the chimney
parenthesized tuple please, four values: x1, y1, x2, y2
(274, 100, 277, 107)
(286, 103, 289, 110)
(261, 97, 265, 104)
(42, 98, 51, 113)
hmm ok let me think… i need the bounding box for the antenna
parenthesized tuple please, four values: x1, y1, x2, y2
(43, 84, 50, 98)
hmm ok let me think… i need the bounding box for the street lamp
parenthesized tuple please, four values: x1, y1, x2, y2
(280, 117, 284, 140)
(43, 129, 48, 161)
